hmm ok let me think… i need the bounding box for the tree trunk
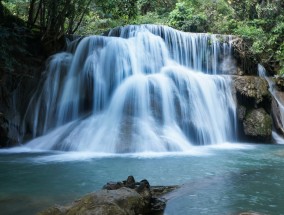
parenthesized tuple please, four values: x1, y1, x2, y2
(28, 0, 36, 27)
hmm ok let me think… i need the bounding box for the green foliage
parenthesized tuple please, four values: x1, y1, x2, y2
(2, 0, 29, 21)
(76, 14, 126, 35)
(96, 0, 138, 20)
(168, 0, 234, 33)
(78, 0, 176, 34)
(138, 0, 176, 15)
(134, 12, 168, 25)
(276, 42, 284, 75)
(2, 0, 284, 74)
(233, 24, 264, 40)
(168, 2, 208, 32)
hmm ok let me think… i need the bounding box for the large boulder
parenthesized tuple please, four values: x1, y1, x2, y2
(40, 187, 147, 215)
(232, 76, 272, 141)
(39, 176, 176, 215)
(233, 76, 270, 107)
(243, 108, 272, 140)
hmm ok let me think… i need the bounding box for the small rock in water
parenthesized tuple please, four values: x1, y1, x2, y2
(135, 179, 150, 193)
(124, 175, 136, 188)
(102, 181, 123, 190)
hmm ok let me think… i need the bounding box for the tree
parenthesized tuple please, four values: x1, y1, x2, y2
(138, 0, 177, 15)
(96, 0, 138, 20)
(25, 0, 91, 39)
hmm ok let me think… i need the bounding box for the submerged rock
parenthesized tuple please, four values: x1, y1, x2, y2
(243, 108, 272, 140)
(39, 176, 177, 215)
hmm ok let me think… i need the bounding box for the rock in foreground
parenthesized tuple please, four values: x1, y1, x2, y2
(39, 176, 177, 215)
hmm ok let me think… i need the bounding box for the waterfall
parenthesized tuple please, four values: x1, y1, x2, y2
(258, 64, 284, 143)
(258, 64, 284, 127)
(23, 25, 237, 153)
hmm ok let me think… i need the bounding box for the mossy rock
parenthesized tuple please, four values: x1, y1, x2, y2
(233, 76, 270, 105)
(39, 187, 149, 215)
(243, 108, 272, 140)
(274, 76, 284, 91)
(39, 176, 175, 215)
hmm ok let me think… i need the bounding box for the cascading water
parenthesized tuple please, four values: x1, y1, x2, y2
(258, 64, 284, 143)
(23, 25, 237, 153)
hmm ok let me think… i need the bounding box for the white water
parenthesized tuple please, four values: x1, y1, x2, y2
(258, 64, 284, 127)
(23, 25, 237, 153)
(258, 64, 284, 143)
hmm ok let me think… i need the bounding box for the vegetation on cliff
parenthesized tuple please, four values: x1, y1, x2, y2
(2, 0, 284, 75)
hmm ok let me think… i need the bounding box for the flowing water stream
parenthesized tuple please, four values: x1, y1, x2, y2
(258, 64, 284, 144)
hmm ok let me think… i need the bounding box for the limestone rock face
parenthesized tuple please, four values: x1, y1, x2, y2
(232, 76, 272, 141)
(233, 76, 270, 105)
(243, 108, 272, 139)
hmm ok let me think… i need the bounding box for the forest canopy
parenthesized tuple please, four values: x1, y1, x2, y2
(1, 0, 284, 74)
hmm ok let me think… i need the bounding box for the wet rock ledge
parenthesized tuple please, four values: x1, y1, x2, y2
(232, 76, 272, 141)
(39, 176, 178, 215)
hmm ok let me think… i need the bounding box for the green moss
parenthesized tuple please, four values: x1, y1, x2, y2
(243, 108, 272, 137)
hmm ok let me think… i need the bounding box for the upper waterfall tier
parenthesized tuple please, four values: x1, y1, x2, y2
(107, 25, 234, 75)
(23, 25, 237, 152)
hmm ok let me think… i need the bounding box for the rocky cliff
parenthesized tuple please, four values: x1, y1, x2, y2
(232, 76, 273, 142)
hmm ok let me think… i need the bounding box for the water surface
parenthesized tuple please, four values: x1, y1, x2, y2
(1, 144, 284, 215)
